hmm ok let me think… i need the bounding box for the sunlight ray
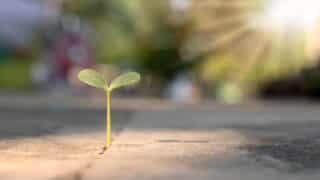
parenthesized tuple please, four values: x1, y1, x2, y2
(244, 35, 270, 68)
(193, 0, 261, 9)
(203, 24, 251, 52)
(235, 35, 271, 82)
(193, 12, 254, 32)
(263, 31, 287, 77)
(232, 32, 262, 57)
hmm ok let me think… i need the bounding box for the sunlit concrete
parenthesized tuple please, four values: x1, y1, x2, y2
(1, 98, 320, 179)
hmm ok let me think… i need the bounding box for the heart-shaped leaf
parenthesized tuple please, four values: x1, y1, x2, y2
(78, 69, 107, 89)
(109, 72, 140, 91)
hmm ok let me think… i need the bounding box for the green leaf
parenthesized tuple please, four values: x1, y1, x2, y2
(109, 72, 140, 91)
(78, 69, 107, 89)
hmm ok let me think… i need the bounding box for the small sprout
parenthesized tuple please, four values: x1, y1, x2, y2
(78, 69, 141, 151)
(78, 69, 107, 89)
(109, 72, 140, 91)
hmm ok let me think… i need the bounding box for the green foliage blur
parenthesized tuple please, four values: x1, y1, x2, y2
(0, 56, 32, 89)
(1, 0, 320, 101)
(63, 0, 195, 84)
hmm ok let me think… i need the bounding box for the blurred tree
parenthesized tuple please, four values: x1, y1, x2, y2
(63, 0, 198, 92)
(65, 0, 317, 99)
(0, 56, 32, 89)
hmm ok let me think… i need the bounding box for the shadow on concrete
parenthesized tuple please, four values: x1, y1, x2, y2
(0, 108, 132, 140)
(240, 136, 320, 172)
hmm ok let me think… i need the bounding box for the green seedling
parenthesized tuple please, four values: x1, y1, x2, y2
(78, 69, 140, 150)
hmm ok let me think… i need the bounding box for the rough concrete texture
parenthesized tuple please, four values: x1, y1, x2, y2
(1, 98, 320, 180)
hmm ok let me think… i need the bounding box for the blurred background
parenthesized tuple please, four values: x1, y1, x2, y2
(2, 0, 320, 104)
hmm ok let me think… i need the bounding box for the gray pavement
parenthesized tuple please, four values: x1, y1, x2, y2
(1, 95, 320, 179)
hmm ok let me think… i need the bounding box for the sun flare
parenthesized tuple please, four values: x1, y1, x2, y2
(261, 0, 320, 31)
(187, 0, 319, 88)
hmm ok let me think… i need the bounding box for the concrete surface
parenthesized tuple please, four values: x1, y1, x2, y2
(1, 96, 320, 180)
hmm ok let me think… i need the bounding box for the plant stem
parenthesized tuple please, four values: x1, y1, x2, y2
(106, 90, 112, 148)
